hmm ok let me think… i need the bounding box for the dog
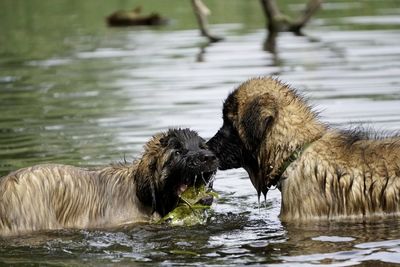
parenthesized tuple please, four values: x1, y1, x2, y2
(207, 77, 400, 221)
(0, 128, 218, 236)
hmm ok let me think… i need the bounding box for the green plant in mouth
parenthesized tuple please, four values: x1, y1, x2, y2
(158, 185, 219, 226)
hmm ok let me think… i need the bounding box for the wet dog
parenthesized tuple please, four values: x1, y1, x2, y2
(0, 128, 217, 236)
(208, 77, 400, 221)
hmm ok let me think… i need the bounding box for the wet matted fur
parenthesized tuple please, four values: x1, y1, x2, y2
(0, 128, 217, 236)
(208, 77, 400, 221)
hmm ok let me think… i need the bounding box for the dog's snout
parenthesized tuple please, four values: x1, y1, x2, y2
(187, 150, 217, 169)
(199, 151, 217, 163)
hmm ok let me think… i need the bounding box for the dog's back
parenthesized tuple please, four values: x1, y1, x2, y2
(0, 164, 149, 236)
(282, 131, 400, 220)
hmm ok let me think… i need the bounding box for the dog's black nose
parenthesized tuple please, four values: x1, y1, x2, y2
(199, 151, 217, 163)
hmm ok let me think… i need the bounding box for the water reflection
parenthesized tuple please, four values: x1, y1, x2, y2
(1, 0, 400, 265)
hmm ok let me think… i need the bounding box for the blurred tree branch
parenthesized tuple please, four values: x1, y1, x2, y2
(191, 0, 223, 42)
(260, 0, 322, 52)
(260, 0, 322, 34)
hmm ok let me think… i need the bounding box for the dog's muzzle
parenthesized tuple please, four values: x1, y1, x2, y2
(187, 150, 218, 172)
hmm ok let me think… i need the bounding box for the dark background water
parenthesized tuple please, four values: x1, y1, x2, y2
(1, 0, 400, 265)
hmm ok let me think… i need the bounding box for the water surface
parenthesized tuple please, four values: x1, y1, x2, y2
(1, 0, 400, 265)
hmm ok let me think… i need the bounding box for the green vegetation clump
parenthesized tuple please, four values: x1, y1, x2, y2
(158, 185, 218, 226)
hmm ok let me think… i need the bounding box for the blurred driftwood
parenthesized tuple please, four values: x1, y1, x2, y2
(260, 0, 322, 52)
(107, 2, 222, 43)
(191, 0, 223, 42)
(260, 0, 322, 34)
(107, 6, 168, 27)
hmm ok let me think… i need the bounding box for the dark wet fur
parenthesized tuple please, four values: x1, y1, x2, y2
(136, 128, 218, 216)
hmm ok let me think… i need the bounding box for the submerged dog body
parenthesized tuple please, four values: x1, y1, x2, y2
(208, 77, 400, 221)
(0, 164, 152, 234)
(0, 129, 217, 236)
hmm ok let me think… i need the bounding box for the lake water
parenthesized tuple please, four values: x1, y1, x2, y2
(1, 0, 400, 265)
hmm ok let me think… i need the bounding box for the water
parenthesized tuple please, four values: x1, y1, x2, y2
(1, 0, 400, 265)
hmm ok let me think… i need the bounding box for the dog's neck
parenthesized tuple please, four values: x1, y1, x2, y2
(262, 118, 327, 189)
(275, 142, 312, 179)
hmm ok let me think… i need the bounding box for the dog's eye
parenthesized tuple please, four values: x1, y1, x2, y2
(175, 149, 188, 156)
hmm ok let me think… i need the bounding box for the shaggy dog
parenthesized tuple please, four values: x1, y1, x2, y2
(0, 128, 217, 236)
(207, 77, 400, 221)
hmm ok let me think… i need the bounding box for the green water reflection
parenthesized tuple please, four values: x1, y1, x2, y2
(1, 0, 400, 265)
(1, 0, 399, 61)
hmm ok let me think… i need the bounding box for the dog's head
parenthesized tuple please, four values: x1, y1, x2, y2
(135, 128, 218, 216)
(207, 77, 321, 196)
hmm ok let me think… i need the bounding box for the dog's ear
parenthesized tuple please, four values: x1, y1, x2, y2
(160, 132, 180, 149)
(240, 95, 275, 150)
(135, 157, 158, 212)
(159, 136, 169, 147)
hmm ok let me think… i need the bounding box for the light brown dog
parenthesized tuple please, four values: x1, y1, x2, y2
(0, 128, 217, 236)
(208, 77, 400, 221)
